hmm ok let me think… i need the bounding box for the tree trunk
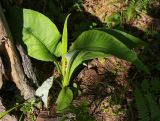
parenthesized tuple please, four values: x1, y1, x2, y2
(0, 3, 35, 99)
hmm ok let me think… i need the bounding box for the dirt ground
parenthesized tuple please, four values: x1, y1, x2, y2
(1, 0, 160, 121)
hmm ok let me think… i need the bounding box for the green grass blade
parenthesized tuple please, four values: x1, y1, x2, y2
(0, 104, 23, 119)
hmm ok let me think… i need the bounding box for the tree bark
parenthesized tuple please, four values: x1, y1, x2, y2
(0, 56, 4, 89)
(0, 3, 35, 99)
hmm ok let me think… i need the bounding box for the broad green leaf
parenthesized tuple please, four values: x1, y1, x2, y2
(63, 50, 109, 86)
(63, 28, 148, 86)
(36, 76, 54, 108)
(97, 29, 147, 48)
(70, 30, 149, 73)
(56, 87, 73, 112)
(7, 8, 61, 61)
(23, 9, 62, 60)
(62, 14, 70, 75)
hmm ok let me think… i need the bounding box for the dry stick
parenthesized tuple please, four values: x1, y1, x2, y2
(0, 4, 35, 99)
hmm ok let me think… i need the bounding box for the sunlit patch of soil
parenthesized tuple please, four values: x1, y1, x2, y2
(83, 0, 126, 22)
(75, 57, 132, 121)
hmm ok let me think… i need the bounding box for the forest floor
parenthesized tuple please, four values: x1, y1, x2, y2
(80, 0, 160, 120)
(1, 0, 160, 121)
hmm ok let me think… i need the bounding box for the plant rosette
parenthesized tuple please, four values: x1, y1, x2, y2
(6, 7, 149, 113)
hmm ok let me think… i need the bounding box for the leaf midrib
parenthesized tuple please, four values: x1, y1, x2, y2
(24, 26, 56, 60)
(24, 26, 60, 55)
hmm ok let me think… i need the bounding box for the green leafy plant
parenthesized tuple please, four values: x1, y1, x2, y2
(105, 12, 122, 28)
(0, 104, 23, 119)
(69, 102, 95, 121)
(6, 7, 149, 113)
(134, 80, 160, 121)
(124, 0, 150, 22)
(105, 0, 151, 27)
(0, 98, 39, 120)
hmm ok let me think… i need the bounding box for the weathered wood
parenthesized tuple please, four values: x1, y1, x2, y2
(0, 56, 4, 89)
(0, 3, 35, 99)
(16, 43, 39, 87)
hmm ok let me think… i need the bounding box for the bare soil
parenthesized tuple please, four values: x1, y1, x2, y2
(1, 0, 160, 121)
